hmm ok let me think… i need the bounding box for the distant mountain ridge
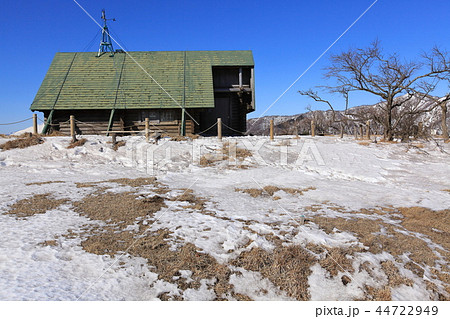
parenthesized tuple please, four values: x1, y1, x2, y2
(247, 95, 448, 136)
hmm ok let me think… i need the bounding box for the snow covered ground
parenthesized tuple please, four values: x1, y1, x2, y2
(0, 134, 448, 300)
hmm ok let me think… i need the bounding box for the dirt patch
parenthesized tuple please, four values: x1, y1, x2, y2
(0, 134, 44, 151)
(67, 138, 87, 149)
(6, 194, 68, 218)
(231, 245, 316, 300)
(236, 185, 316, 198)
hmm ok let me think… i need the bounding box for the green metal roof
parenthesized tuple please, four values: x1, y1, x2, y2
(30, 50, 254, 111)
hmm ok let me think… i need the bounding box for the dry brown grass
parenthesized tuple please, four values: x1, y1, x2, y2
(367, 286, 392, 301)
(318, 247, 354, 277)
(199, 154, 222, 167)
(72, 179, 238, 300)
(46, 130, 66, 137)
(232, 245, 316, 300)
(82, 228, 235, 300)
(38, 240, 58, 247)
(6, 194, 68, 218)
(359, 261, 414, 301)
(222, 141, 252, 160)
(398, 207, 449, 250)
(109, 177, 164, 188)
(73, 178, 324, 300)
(311, 206, 450, 300)
(277, 139, 291, 146)
(312, 214, 440, 268)
(357, 141, 371, 146)
(112, 141, 126, 151)
(75, 177, 160, 189)
(26, 181, 65, 186)
(170, 188, 207, 211)
(170, 136, 188, 141)
(187, 134, 200, 140)
(378, 139, 399, 144)
(443, 189, 450, 193)
(0, 134, 44, 150)
(381, 260, 414, 287)
(236, 185, 316, 198)
(73, 192, 166, 229)
(198, 142, 252, 168)
(67, 138, 87, 149)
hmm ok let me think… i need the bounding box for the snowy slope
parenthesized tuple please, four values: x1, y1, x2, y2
(0, 135, 449, 300)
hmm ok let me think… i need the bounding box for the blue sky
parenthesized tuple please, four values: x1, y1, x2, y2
(1, 0, 449, 133)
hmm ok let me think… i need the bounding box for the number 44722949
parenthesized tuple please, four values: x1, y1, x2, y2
(375, 306, 438, 316)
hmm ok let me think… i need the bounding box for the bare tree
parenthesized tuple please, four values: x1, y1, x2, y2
(303, 41, 450, 140)
(414, 93, 450, 141)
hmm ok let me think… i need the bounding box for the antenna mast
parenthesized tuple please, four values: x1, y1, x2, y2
(97, 9, 115, 57)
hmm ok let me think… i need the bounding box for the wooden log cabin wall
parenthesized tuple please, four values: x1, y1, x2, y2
(30, 51, 255, 136)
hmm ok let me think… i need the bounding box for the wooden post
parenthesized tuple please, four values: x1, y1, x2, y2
(217, 118, 222, 141)
(311, 120, 315, 137)
(295, 126, 299, 139)
(339, 122, 344, 138)
(366, 120, 370, 140)
(111, 133, 117, 145)
(145, 118, 149, 142)
(270, 119, 274, 141)
(359, 125, 363, 140)
(354, 126, 358, 139)
(70, 115, 76, 143)
(418, 121, 423, 138)
(32, 113, 38, 135)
